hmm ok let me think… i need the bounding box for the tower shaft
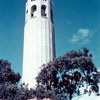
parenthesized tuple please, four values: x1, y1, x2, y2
(22, 0, 55, 88)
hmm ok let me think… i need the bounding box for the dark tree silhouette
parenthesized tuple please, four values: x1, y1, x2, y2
(0, 59, 59, 100)
(0, 48, 100, 100)
(0, 60, 21, 100)
(36, 48, 100, 100)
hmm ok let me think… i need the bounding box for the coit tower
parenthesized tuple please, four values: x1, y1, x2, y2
(22, 0, 55, 88)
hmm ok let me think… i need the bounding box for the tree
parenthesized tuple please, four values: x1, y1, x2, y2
(14, 83, 60, 100)
(0, 59, 59, 100)
(0, 60, 21, 100)
(36, 48, 100, 100)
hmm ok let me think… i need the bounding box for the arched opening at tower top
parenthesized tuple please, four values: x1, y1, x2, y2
(41, 5, 47, 17)
(31, 5, 37, 17)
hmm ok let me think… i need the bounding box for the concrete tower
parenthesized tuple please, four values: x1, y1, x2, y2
(22, 0, 55, 88)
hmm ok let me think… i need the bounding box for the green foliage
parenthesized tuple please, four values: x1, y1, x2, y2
(0, 60, 21, 100)
(0, 59, 59, 100)
(36, 48, 100, 100)
(0, 48, 100, 100)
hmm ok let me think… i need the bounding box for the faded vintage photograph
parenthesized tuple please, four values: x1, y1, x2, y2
(0, 0, 100, 100)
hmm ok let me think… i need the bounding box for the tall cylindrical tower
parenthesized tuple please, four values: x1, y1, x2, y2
(22, 0, 55, 88)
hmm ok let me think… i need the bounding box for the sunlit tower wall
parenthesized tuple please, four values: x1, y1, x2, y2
(22, 0, 55, 88)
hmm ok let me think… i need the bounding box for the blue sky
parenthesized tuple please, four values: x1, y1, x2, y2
(0, 0, 100, 79)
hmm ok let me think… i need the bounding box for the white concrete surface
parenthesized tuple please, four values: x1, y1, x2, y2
(22, 0, 55, 88)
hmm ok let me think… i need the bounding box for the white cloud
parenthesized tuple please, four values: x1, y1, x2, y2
(70, 34, 79, 42)
(69, 28, 92, 44)
(78, 29, 89, 37)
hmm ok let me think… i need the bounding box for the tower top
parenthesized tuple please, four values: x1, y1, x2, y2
(25, 0, 53, 24)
